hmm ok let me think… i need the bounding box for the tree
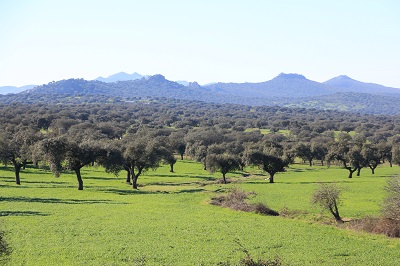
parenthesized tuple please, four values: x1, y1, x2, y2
(311, 183, 343, 223)
(295, 142, 314, 166)
(245, 149, 288, 183)
(361, 143, 380, 174)
(392, 144, 400, 166)
(311, 138, 330, 166)
(328, 134, 360, 178)
(376, 141, 393, 167)
(0, 129, 40, 185)
(184, 127, 224, 170)
(168, 131, 186, 160)
(121, 132, 169, 189)
(37, 136, 118, 190)
(163, 153, 177, 173)
(206, 154, 241, 184)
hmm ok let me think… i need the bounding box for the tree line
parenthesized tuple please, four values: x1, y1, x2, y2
(1, 99, 400, 190)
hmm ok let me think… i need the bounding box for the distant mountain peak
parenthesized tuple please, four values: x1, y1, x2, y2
(275, 73, 307, 79)
(95, 72, 143, 83)
(328, 75, 356, 81)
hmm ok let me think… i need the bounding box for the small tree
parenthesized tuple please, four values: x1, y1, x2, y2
(311, 183, 343, 223)
(121, 134, 169, 189)
(245, 150, 288, 183)
(207, 154, 241, 184)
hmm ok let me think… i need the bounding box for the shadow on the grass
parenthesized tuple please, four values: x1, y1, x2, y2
(0, 211, 49, 217)
(0, 196, 116, 204)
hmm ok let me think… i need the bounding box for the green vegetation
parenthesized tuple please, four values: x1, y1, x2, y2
(1, 161, 399, 265)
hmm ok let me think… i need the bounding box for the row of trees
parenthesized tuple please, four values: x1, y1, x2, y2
(1, 121, 400, 190)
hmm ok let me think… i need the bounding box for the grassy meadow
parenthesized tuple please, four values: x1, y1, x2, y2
(1, 160, 400, 265)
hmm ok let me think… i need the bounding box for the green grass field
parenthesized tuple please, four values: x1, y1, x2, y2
(1, 161, 400, 265)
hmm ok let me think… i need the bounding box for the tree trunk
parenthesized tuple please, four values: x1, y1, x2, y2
(222, 173, 227, 184)
(180, 153, 184, 160)
(347, 167, 357, 178)
(269, 173, 274, 183)
(132, 175, 138, 189)
(369, 165, 376, 174)
(321, 160, 324, 166)
(15, 164, 21, 185)
(170, 163, 174, 173)
(309, 160, 312, 167)
(75, 168, 84, 190)
(389, 160, 393, 167)
(357, 167, 361, 176)
(329, 203, 343, 223)
(125, 170, 131, 184)
(12, 159, 22, 185)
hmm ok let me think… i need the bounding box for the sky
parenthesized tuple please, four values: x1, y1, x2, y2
(0, 0, 400, 87)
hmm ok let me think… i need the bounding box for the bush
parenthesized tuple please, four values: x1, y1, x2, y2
(348, 216, 400, 238)
(311, 183, 342, 223)
(254, 203, 279, 216)
(382, 177, 400, 223)
(211, 189, 279, 216)
(346, 178, 400, 238)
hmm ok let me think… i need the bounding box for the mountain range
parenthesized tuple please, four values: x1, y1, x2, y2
(0, 84, 36, 95)
(2, 72, 400, 115)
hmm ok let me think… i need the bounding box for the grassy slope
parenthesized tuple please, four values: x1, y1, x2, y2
(1, 161, 399, 265)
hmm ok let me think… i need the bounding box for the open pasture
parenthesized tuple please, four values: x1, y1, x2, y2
(1, 161, 400, 265)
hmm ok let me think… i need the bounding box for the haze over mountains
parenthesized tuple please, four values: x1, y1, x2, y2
(1, 72, 400, 115)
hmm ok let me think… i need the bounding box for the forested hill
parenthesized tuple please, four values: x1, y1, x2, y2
(324, 75, 400, 95)
(203, 73, 336, 98)
(10, 73, 400, 115)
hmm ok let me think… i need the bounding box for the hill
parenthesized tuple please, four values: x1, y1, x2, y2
(324, 75, 400, 95)
(203, 73, 337, 98)
(0, 84, 36, 95)
(10, 73, 400, 115)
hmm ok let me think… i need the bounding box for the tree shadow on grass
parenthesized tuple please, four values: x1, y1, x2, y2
(0, 196, 117, 205)
(173, 188, 205, 194)
(85, 176, 119, 181)
(0, 211, 49, 217)
(103, 189, 161, 195)
(244, 180, 354, 185)
(103, 187, 205, 195)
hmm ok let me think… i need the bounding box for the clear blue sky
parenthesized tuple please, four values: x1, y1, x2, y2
(1, 0, 399, 87)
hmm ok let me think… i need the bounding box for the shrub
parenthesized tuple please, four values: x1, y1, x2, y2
(311, 183, 343, 223)
(382, 177, 400, 222)
(211, 189, 279, 216)
(254, 203, 279, 216)
(348, 216, 400, 238)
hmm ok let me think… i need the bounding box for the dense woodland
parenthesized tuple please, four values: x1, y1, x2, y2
(1, 98, 400, 191)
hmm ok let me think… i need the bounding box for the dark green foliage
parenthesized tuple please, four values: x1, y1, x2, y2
(206, 154, 241, 183)
(245, 149, 288, 183)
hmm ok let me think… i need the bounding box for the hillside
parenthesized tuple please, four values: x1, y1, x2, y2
(324, 75, 400, 95)
(0, 84, 36, 95)
(203, 73, 337, 98)
(9, 73, 400, 115)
